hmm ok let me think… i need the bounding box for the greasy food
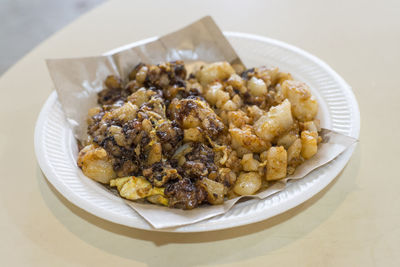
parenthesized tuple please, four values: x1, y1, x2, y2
(77, 61, 321, 209)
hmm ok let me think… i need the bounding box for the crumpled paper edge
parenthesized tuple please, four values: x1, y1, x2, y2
(124, 129, 357, 229)
(45, 16, 357, 229)
(47, 16, 243, 142)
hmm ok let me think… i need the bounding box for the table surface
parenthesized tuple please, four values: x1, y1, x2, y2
(1, 0, 399, 266)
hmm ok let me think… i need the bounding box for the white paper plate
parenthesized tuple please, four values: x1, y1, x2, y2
(35, 32, 360, 232)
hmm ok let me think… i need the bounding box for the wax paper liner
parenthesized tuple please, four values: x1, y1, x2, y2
(46, 16, 357, 229)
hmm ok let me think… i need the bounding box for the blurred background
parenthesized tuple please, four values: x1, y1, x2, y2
(0, 0, 106, 75)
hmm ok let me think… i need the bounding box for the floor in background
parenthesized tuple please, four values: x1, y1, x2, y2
(0, 0, 106, 75)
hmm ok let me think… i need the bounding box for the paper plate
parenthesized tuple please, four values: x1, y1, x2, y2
(34, 32, 360, 232)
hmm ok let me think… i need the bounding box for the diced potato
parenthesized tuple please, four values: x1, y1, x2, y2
(247, 77, 267, 96)
(136, 66, 148, 84)
(215, 90, 230, 108)
(183, 114, 202, 129)
(108, 125, 126, 146)
(230, 125, 270, 155)
(300, 130, 318, 159)
(260, 150, 268, 162)
(282, 80, 318, 121)
(197, 62, 235, 86)
(204, 82, 231, 108)
(103, 101, 138, 122)
(247, 105, 265, 121)
(302, 120, 319, 133)
(104, 75, 122, 89)
(184, 127, 203, 142)
(127, 87, 149, 107)
(222, 100, 238, 111)
(231, 94, 243, 108)
(266, 146, 287, 181)
(276, 130, 299, 149)
(77, 144, 116, 183)
(199, 178, 225, 204)
(227, 110, 250, 128)
(233, 172, 262, 195)
(147, 142, 162, 165)
(241, 153, 260, 171)
(254, 99, 293, 142)
(287, 138, 302, 163)
(204, 82, 224, 105)
(226, 73, 244, 89)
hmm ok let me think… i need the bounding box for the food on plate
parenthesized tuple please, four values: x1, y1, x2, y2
(77, 61, 321, 209)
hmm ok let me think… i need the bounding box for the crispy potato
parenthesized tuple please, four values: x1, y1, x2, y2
(287, 138, 302, 163)
(199, 178, 225, 204)
(197, 62, 235, 86)
(230, 125, 270, 155)
(104, 75, 122, 89)
(233, 172, 262, 195)
(183, 127, 204, 142)
(247, 77, 267, 96)
(301, 130, 318, 159)
(103, 101, 138, 122)
(266, 146, 287, 181)
(254, 99, 293, 142)
(241, 153, 261, 172)
(147, 142, 162, 165)
(78, 144, 116, 183)
(282, 80, 318, 122)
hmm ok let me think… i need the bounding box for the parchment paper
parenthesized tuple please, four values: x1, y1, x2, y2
(46, 16, 357, 229)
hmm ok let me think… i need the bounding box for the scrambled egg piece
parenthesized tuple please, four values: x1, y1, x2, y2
(110, 176, 168, 206)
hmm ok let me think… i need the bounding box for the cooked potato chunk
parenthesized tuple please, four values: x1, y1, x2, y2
(78, 144, 116, 183)
(226, 73, 245, 90)
(199, 178, 225, 204)
(287, 138, 302, 163)
(104, 75, 122, 89)
(183, 127, 203, 142)
(247, 77, 267, 96)
(302, 120, 319, 133)
(197, 62, 235, 86)
(128, 87, 151, 107)
(282, 80, 318, 121)
(227, 110, 250, 128)
(103, 101, 138, 122)
(230, 125, 270, 155)
(266, 146, 287, 181)
(276, 130, 299, 149)
(300, 130, 318, 159)
(147, 142, 162, 165)
(254, 99, 293, 142)
(241, 153, 261, 171)
(233, 172, 262, 195)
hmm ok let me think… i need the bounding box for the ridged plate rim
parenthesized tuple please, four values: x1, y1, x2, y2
(34, 32, 360, 232)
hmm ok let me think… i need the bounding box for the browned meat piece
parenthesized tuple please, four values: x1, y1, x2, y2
(142, 162, 181, 187)
(169, 98, 225, 139)
(178, 142, 218, 181)
(156, 120, 183, 156)
(164, 178, 207, 209)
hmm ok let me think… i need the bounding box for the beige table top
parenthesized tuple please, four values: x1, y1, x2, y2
(1, 0, 399, 266)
